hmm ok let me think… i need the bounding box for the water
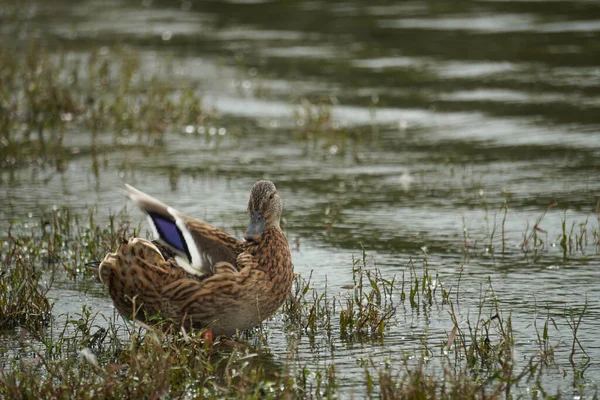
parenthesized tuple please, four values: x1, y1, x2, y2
(1, 0, 599, 396)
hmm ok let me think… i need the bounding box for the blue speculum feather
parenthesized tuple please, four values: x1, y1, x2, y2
(149, 212, 192, 261)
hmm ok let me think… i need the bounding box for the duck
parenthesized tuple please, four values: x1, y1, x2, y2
(96, 180, 294, 339)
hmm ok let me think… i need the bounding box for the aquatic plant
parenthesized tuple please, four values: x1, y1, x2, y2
(338, 250, 397, 340)
(0, 46, 213, 172)
(0, 226, 52, 331)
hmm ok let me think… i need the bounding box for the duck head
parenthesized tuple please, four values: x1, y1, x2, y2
(244, 180, 282, 242)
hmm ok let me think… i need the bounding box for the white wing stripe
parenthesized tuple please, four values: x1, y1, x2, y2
(145, 214, 160, 239)
(168, 207, 205, 274)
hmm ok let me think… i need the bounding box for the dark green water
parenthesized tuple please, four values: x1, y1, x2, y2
(1, 0, 599, 396)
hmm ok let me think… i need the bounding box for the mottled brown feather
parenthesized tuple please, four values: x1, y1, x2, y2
(98, 181, 293, 337)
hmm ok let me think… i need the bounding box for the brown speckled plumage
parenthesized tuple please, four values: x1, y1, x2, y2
(98, 180, 294, 337)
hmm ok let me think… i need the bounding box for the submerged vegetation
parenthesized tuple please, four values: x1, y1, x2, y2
(0, 205, 597, 398)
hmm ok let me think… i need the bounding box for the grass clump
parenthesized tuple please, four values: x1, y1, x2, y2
(0, 206, 135, 331)
(284, 250, 398, 344)
(285, 271, 334, 341)
(364, 359, 490, 400)
(445, 280, 516, 385)
(0, 226, 52, 331)
(292, 97, 368, 157)
(0, 45, 213, 172)
(467, 193, 600, 263)
(339, 250, 396, 340)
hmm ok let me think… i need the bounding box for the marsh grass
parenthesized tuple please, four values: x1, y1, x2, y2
(0, 206, 135, 331)
(285, 271, 334, 341)
(292, 97, 369, 158)
(1, 315, 290, 399)
(37, 206, 137, 280)
(473, 195, 600, 262)
(2, 302, 337, 399)
(445, 281, 515, 383)
(0, 45, 214, 173)
(338, 251, 396, 340)
(0, 42, 375, 183)
(284, 251, 397, 344)
(0, 206, 596, 398)
(0, 226, 52, 331)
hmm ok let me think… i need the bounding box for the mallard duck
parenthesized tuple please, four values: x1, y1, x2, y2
(97, 180, 294, 338)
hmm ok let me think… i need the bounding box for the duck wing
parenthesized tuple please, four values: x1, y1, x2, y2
(124, 184, 242, 276)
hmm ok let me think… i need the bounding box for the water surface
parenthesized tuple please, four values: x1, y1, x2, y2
(1, 0, 599, 396)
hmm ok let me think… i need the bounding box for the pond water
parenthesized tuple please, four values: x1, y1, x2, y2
(1, 0, 600, 396)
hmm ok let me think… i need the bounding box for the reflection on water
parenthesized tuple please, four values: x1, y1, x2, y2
(1, 0, 599, 395)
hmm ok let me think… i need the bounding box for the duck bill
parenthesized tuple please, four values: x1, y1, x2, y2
(244, 212, 265, 242)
